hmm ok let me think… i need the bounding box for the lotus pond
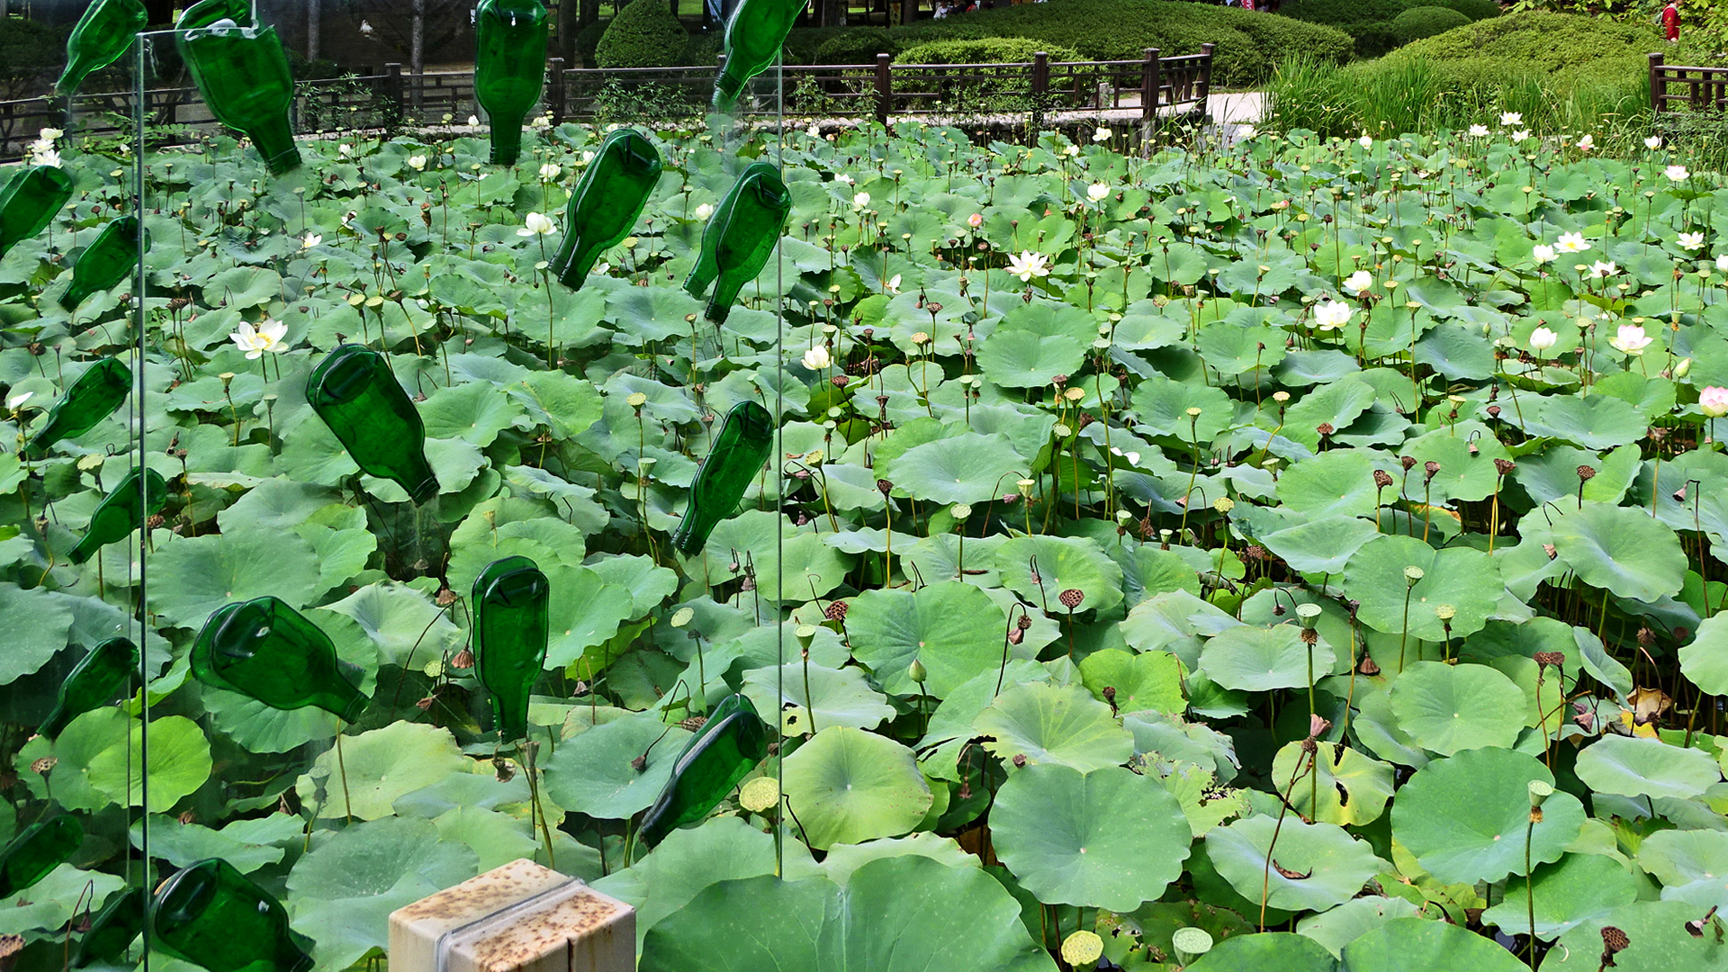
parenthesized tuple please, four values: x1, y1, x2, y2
(8, 120, 1728, 971)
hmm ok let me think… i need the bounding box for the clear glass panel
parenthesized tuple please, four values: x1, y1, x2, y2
(108, 1, 789, 966)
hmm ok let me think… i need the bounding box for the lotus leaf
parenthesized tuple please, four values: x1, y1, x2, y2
(1391, 748, 1585, 884)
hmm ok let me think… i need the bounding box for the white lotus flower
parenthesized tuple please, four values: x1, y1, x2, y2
(29, 147, 61, 168)
(694, 203, 714, 220)
(1646, 136, 1663, 149)
(852, 191, 870, 210)
(1468, 124, 1489, 137)
(539, 163, 560, 180)
(1555, 232, 1590, 254)
(1510, 129, 1530, 144)
(1680, 231, 1705, 250)
(807, 124, 820, 138)
(802, 345, 831, 370)
(231, 319, 288, 359)
(1588, 260, 1618, 279)
(886, 274, 901, 294)
(1087, 182, 1110, 202)
(1063, 144, 1080, 157)
(1359, 135, 1372, 148)
(1007, 250, 1050, 282)
(338, 143, 352, 157)
(6, 392, 32, 410)
(1529, 326, 1558, 352)
(1717, 254, 1728, 273)
(38, 127, 62, 141)
(301, 233, 322, 250)
(1314, 300, 1353, 331)
(1609, 323, 1653, 356)
(834, 173, 854, 185)
(1668, 165, 1691, 182)
(518, 212, 555, 236)
(1499, 111, 1522, 126)
(1093, 127, 1112, 142)
(1343, 270, 1374, 295)
(1702, 386, 1728, 418)
(407, 154, 427, 170)
(1577, 134, 1594, 151)
(1532, 244, 1556, 264)
(468, 115, 480, 126)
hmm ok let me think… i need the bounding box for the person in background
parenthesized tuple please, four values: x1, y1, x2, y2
(1664, 0, 1681, 43)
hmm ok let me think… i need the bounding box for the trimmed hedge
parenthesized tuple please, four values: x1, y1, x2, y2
(895, 38, 1082, 64)
(1428, 0, 1500, 21)
(1283, 0, 1415, 58)
(594, 0, 690, 69)
(815, 28, 902, 65)
(791, 0, 1352, 87)
(1393, 6, 1470, 45)
(1385, 11, 1686, 78)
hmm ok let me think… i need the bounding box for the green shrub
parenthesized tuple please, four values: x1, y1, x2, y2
(1283, 0, 1413, 58)
(1393, 6, 1470, 45)
(814, 28, 901, 65)
(0, 17, 67, 98)
(575, 18, 611, 65)
(1428, 0, 1499, 21)
(594, 0, 691, 69)
(1386, 11, 1662, 75)
(895, 39, 1081, 65)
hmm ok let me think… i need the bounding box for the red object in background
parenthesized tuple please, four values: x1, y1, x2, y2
(1665, 2, 1680, 42)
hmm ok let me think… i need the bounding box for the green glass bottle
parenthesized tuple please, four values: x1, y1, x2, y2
(153, 859, 314, 972)
(671, 400, 774, 555)
(25, 356, 132, 460)
(474, 0, 549, 166)
(61, 216, 147, 309)
(472, 555, 549, 742)
(176, 2, 302, 175)
(0, 165, 75, 260)
(639, 693, 768, 846)
(549, 129, 661, 291)
(40, 637, 138, 738)
(712, 0, 802, 113)
(190, 596, 368, 721)
(66, 466, 165, 563)
(56, 0, 148, 97)
(307, 345, 440, 504)
(0, 816, 83, 900)
(682, 163, 790, 324)
(68, 467, 166, 564)
(74, 885, 144, 967)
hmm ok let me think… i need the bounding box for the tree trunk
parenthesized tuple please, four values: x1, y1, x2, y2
(307, 0, 321, 62)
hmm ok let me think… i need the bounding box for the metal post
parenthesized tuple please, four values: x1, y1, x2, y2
(875, 53, 892, 127)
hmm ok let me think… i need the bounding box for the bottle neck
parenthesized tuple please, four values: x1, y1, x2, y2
(249, 112, 302, 175)
(490, 124, 524, 166)
(403, 464, 441, 505)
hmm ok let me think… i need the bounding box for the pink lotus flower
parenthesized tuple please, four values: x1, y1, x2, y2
(968, 213, 983, 228)
(1701, 386, 1728, 418)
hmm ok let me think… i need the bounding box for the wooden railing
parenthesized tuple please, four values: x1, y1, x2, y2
(1649, 52, 1728, 113)
(0, 46, 1213, 160)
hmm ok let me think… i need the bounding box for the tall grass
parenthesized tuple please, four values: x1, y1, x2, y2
(1263, 54, 1654, 155)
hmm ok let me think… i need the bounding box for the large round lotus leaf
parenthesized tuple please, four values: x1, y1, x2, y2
(996, 534, 1126, 615)
(1344, 535, 1501, 642)
(286, 816, 479, 970)
(1636, 828, 1728, 912)
(541, 714, 692, 819)
(741, 661, 895, 732)
(0, 861, 125, 935)
(1573, 734, 1722, 802)
(1258, 515, 1380, 575)
(782, 726, 932, 850)
(1341, 917, 1526, 972)
(592, 817, 783, 950)
(1276, 449, 1392, 519)
(1203, 815, 1384, 912)
(1680, 612, 1728, 695)
(1548, 502, 1686, 603)
(23, 709, 212, 814)
(148, 529, 323, 629)
(1272, 740, 1394, 826)
(295, 722, 468, 821)
(972, 681, 1135, 773)
(1388, 661, 1527, 756)
(990, 763, 1191, 911)
(1199, 623, 1332, 693)
(821, 832, 978, 885)
(1480, 852, 1639, 939)
(880, 432, 1029, 505)
(844, 581, 1007, 698)
(1391, 748, 1585, 884)
(1295, 896, 1422, 957)
(1077, 648, 1185, 715)
(976, 328, 1087, 388)
(639, 856, 1057, 972)
(1185, 931, 1338, 972)
(1545, 900, 1728, 971)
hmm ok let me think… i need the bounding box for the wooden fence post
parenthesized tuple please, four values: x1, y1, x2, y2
(875, 53, 892, 127)
(1142, 47, 1159, 124)
(1031, 50, 1048, 130)
(383, 62, 404, 121)
(1196, 43, 1214, 119)
(1649, 52, 1665, 115)
(548, 57, 565, 125)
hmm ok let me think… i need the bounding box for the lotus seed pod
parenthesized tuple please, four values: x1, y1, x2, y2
(1404, 565, 1425, 585)
(1172, 927, 1213, 962)
(1295, 603, 1323, 628)
(1528, 779, 1553, 807)
(1060, 930, 1103, 966)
